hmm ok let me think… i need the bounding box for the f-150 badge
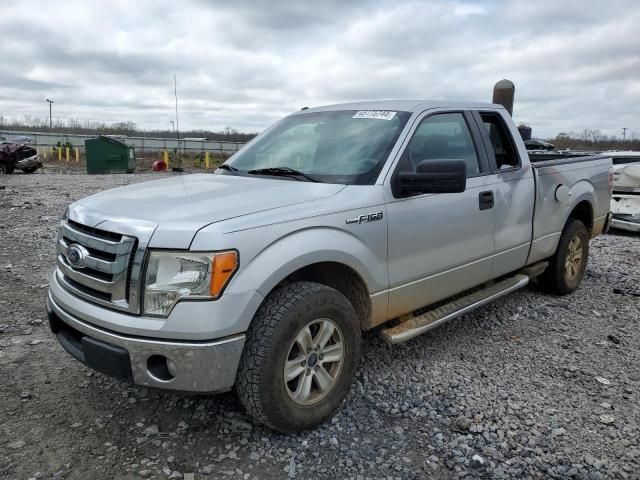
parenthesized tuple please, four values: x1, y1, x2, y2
(346, 211, 384, 225)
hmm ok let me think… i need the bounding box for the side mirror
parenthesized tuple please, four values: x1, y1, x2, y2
(396, 159, 467, 196)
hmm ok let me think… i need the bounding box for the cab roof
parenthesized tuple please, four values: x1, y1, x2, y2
(296, 100, 504, 115)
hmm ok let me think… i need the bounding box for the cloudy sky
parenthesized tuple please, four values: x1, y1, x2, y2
(0, 0, 638, 137)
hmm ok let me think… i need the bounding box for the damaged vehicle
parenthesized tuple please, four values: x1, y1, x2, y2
(610, 152, 640, 232)
(0, 136, 42, 174)
(48, 101, 613, 432)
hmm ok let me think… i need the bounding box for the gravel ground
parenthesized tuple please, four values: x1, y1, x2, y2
(1, 169, 639, 480)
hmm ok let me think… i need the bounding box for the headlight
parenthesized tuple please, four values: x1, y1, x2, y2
(143, 250, 238, 316)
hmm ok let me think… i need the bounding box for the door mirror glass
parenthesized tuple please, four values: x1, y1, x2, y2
(397, 159, 467, 195)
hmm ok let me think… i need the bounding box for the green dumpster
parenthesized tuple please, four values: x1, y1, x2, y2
(84, 136, 136, 174)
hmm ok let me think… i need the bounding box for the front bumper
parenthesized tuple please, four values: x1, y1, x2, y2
(47, 292, 245, 393)
(49, 270, 263, 340)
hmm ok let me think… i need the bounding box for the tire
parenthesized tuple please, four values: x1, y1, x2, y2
(539, 219, 589, 295)
(0, 160, 14, 174)
(22, 166, 39, 174)
(236, 282, 361, 433)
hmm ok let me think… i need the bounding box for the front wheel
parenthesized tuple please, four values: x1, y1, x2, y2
(236, 282, 361, 432)
(539, 219, 589, 295)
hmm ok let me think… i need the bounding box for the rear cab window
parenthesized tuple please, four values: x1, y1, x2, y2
(478, 112, 521, 171)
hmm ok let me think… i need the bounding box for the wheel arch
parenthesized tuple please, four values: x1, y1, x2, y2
(271, 261, 372, 331)
(567, 199, 594, 235)
(229, 227, 386, 332)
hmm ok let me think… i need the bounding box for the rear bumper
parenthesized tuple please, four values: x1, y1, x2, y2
(611, 216, 640, 232)
(47, 292, 245, 393)
(610, 193, 640, 232)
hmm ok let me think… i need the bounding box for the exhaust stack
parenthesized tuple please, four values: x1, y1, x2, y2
(493, 79, 515, 116)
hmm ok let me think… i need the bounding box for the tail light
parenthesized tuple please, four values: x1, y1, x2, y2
(608, 168, 614, 196)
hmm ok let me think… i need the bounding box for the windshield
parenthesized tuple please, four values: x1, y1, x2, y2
(222, 110, 411, 184)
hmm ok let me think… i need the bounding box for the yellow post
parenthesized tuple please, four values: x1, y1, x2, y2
(163, 150, 170, 169)
(58, 147, 62, 162)
(75, 147, 80, 163)
(205, 151, 210, 169)
(43, 148, 48, 160)
(65, 147, 70, 162)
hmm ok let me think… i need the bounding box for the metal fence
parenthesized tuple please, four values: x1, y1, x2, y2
(0, 130, 245, 154)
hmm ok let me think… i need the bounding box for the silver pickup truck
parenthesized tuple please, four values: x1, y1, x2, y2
(47, 101, 613, 432)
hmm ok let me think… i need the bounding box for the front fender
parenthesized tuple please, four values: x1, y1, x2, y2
(230, 226, 387, 298)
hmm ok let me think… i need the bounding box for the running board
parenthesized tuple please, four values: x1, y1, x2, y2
(381, 274, 530, 345)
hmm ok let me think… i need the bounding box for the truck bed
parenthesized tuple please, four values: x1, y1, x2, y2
(528, 152, 603, 166)
(527, 155, 612, 264)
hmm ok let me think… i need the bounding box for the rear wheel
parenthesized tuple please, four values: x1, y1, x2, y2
(236, 282, 361, 432)
(539, 219, 589, 295)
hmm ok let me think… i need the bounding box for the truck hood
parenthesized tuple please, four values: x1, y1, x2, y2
(70, 174, 345, 248)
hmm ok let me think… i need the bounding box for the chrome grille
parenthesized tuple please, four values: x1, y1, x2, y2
(56, 219, 141, 313)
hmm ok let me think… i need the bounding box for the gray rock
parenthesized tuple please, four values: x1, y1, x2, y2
(454, 417, 471, 431)
(599, 415, 615, 424)
(288, 457, 296, 478)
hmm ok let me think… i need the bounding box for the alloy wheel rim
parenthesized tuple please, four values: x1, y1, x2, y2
(283, 318, 345, 406)
(564, 235, 583, 281)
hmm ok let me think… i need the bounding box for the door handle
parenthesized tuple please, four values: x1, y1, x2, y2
(479, 190, 494, 210)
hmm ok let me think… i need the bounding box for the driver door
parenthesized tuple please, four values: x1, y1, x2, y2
(385, 110, 496, 318)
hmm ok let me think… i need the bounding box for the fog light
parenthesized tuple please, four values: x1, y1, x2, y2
(147, 355, 175, 382)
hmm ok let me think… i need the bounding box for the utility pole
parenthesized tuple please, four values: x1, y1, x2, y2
(174, 74, 181, 170)
(46, 98, 54, 129)
(622, 127, 628, 142)
(174, 75, 180, 139)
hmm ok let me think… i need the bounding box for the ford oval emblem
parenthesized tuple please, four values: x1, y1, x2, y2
(66, 244, 89, 269)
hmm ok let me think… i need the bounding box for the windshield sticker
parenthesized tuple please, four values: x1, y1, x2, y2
(352, 110, 397, 120)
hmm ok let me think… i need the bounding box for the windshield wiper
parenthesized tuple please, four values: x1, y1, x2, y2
(247, 167, 319, 183)
(217, 163, 239, 172)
